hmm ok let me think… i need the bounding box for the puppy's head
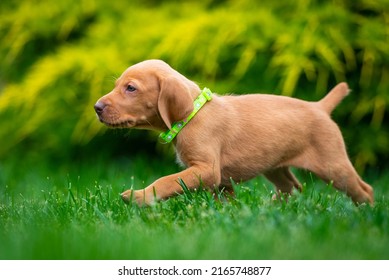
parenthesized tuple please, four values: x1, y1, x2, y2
(94, 59, 199, 130)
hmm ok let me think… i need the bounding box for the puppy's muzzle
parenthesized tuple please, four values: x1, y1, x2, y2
(94, 101, 106, 116)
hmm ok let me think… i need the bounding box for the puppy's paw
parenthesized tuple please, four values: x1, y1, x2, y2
(120, 189, 134, 204)
(271, 191, 291, 202)
(120, 189, 155, 206)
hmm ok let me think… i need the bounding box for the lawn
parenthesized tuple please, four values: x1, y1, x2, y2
(0, 155, 388, 260)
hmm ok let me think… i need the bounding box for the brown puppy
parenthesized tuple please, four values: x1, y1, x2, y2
(94, 59, 373, 206)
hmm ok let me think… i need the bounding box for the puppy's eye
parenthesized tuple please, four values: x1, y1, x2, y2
(126, 85, 137, 92)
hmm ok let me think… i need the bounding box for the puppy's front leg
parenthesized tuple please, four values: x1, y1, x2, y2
(121, 165, 221, 205)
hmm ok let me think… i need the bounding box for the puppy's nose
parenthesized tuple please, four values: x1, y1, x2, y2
(94, 101, 106, 115)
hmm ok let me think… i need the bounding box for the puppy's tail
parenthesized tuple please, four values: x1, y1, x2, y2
(318, 82, 350, 114)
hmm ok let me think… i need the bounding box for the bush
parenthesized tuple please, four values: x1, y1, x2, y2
(0, 0, 388, 172)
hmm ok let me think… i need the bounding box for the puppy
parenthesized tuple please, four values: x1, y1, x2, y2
(94, 59, 373, 206)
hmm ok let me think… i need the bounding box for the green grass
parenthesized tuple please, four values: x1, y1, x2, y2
(0, 155, 389, 260)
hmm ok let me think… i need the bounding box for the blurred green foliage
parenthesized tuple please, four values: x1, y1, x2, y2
(0, 0, 388, 172)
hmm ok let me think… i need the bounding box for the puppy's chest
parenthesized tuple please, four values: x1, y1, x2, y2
(175, 149, 187, 168)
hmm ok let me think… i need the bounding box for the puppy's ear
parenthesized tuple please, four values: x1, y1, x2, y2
(158, 76, 194, 129)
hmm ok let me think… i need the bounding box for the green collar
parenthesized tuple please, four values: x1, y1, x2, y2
(159, 87, 213, 143)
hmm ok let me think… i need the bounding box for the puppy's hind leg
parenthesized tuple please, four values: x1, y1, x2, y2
(264, 167, 302, 200)
(312, 161, 373, 205)
(288, 117, 374, 205)
(292, 146, 374, 205)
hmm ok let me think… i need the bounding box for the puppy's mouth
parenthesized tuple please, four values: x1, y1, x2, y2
(98, 116, 136, 128)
